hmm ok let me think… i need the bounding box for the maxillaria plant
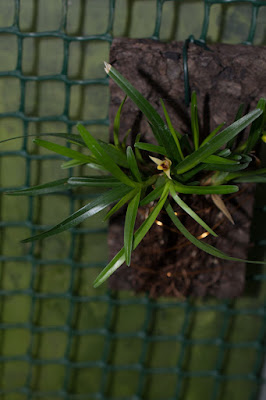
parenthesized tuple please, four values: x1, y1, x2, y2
(5, 62, 266, 287)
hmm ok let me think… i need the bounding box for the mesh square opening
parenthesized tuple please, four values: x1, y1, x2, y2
(31, 363, 65, 392)
(0, 0, 15, 27)
(32, 330, 67, 360)
(146, 340, 182, 369)
(74, 300, 109, 331)
(19, 0, 62, 32)
(106, 369, 139, 398)
(110, 337, 143, 366)
(0, 34, 17, 71)
(0, 77, 20, 113)
(0, 328, 30, 356)
(69, 84, 109, 121)
(68, 366, 102, 394)
(113, 0, 156, 38)
(22, 37, 64, 76)
(34, 264, 71, 294)
(25, 80, 65, 117)
(183, 344, 219, 372)
(160, 1, 204, 41)
(71, 334, 105, 363)
(152, 304, 186, 336)
(144, 372, 179, 400)
(208, 3, 252, 44)
(112, 303, 147, 334)
(1, 361, 29, 390)
(1, 294, 31, 323)
(0, 261, 31, 291)
(1, 226, 30, 257)
(66, 0, 110, 36)
(68, 40, 110, 80)
(34, 297, 70, 327)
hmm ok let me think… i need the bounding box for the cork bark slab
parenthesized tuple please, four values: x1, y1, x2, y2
(109, 38, 266, 145)
(107, 38, 261, 298)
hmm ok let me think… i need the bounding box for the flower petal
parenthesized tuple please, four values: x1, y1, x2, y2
(164, 169, 172, 180)
(149, 156, 163, 166)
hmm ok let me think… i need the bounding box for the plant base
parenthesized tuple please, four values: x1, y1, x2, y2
(108, 185, 254, 298)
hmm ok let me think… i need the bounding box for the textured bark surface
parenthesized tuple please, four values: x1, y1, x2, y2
(108, 38, 261, 298)
(109, 38, 266, 146)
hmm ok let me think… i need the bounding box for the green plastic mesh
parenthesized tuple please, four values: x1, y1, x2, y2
(0, 1, 265, 399)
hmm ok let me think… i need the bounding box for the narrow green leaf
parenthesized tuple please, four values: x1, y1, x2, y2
(140, 185, 164, 206)
(0, 132, 86, 147)
(203, 155, 239, 165)
(165, 201, 265, 264)
(229, 154, 243, 161)
(134, 142, 167, 156)
(235, 104, 245, 121)
(124, 190, 141, 265)
(7, 178, 70, 196)
(122, 129, 132, 151)
(210, 171, 230, 185)
(224, 168, 266, 183)
(160, 98, 184, 159)
(175, 108, 262, 174)
(61, 159, 91, 169)
(233, 175, 266, 183)
(173, 180, 238, 195)
(244, 98, 266, 154)
(169, 185, 217, 237)
(227, 104, 244, 149)
(200, 123, 225, 148)
(104, 188, 138, 221)
(191, 91, 199, 150)
(93, 183, 170, 287)
(113, 95, 127, 147)
(68, 176, 121, 187)
(61, 159, 108, 172)
(77, 124, 137, 188)
(126, 147, 142, 182)
(98, 140, 129, 168)
(86, 163, 109, 172)
(93, 247, 126, 288)
(216, 149, 231, 157)
(33, 138, 96, 164)
(186, 181, 200, 186)
(134, 133, 144, 163)
(180, 134, 193, 154)
(105, 62, 181, 163)
(133, 183, 170, 247)
(181, 164, 208, 182)
(21, 185, 131, 243)
(159, 99, 182, 139)
(204, 162, 250, 172)
(147, 122, 163, 149)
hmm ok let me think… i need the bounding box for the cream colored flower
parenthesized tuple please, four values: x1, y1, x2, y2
(149, 156, 172, 179)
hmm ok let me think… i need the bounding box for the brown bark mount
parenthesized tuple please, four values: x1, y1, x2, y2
(108, 38, 264, 298)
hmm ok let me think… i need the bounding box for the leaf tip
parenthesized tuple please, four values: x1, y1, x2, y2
(93, 278, 101, 288)
(104, 61, 111, 74)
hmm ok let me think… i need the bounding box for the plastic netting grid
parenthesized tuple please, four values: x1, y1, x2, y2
(0, 1, 265, 399)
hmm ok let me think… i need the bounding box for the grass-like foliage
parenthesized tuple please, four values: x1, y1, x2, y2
(5, 62, 266, 288)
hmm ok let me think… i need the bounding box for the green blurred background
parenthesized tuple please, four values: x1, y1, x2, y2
(0, 1, 265, 399)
